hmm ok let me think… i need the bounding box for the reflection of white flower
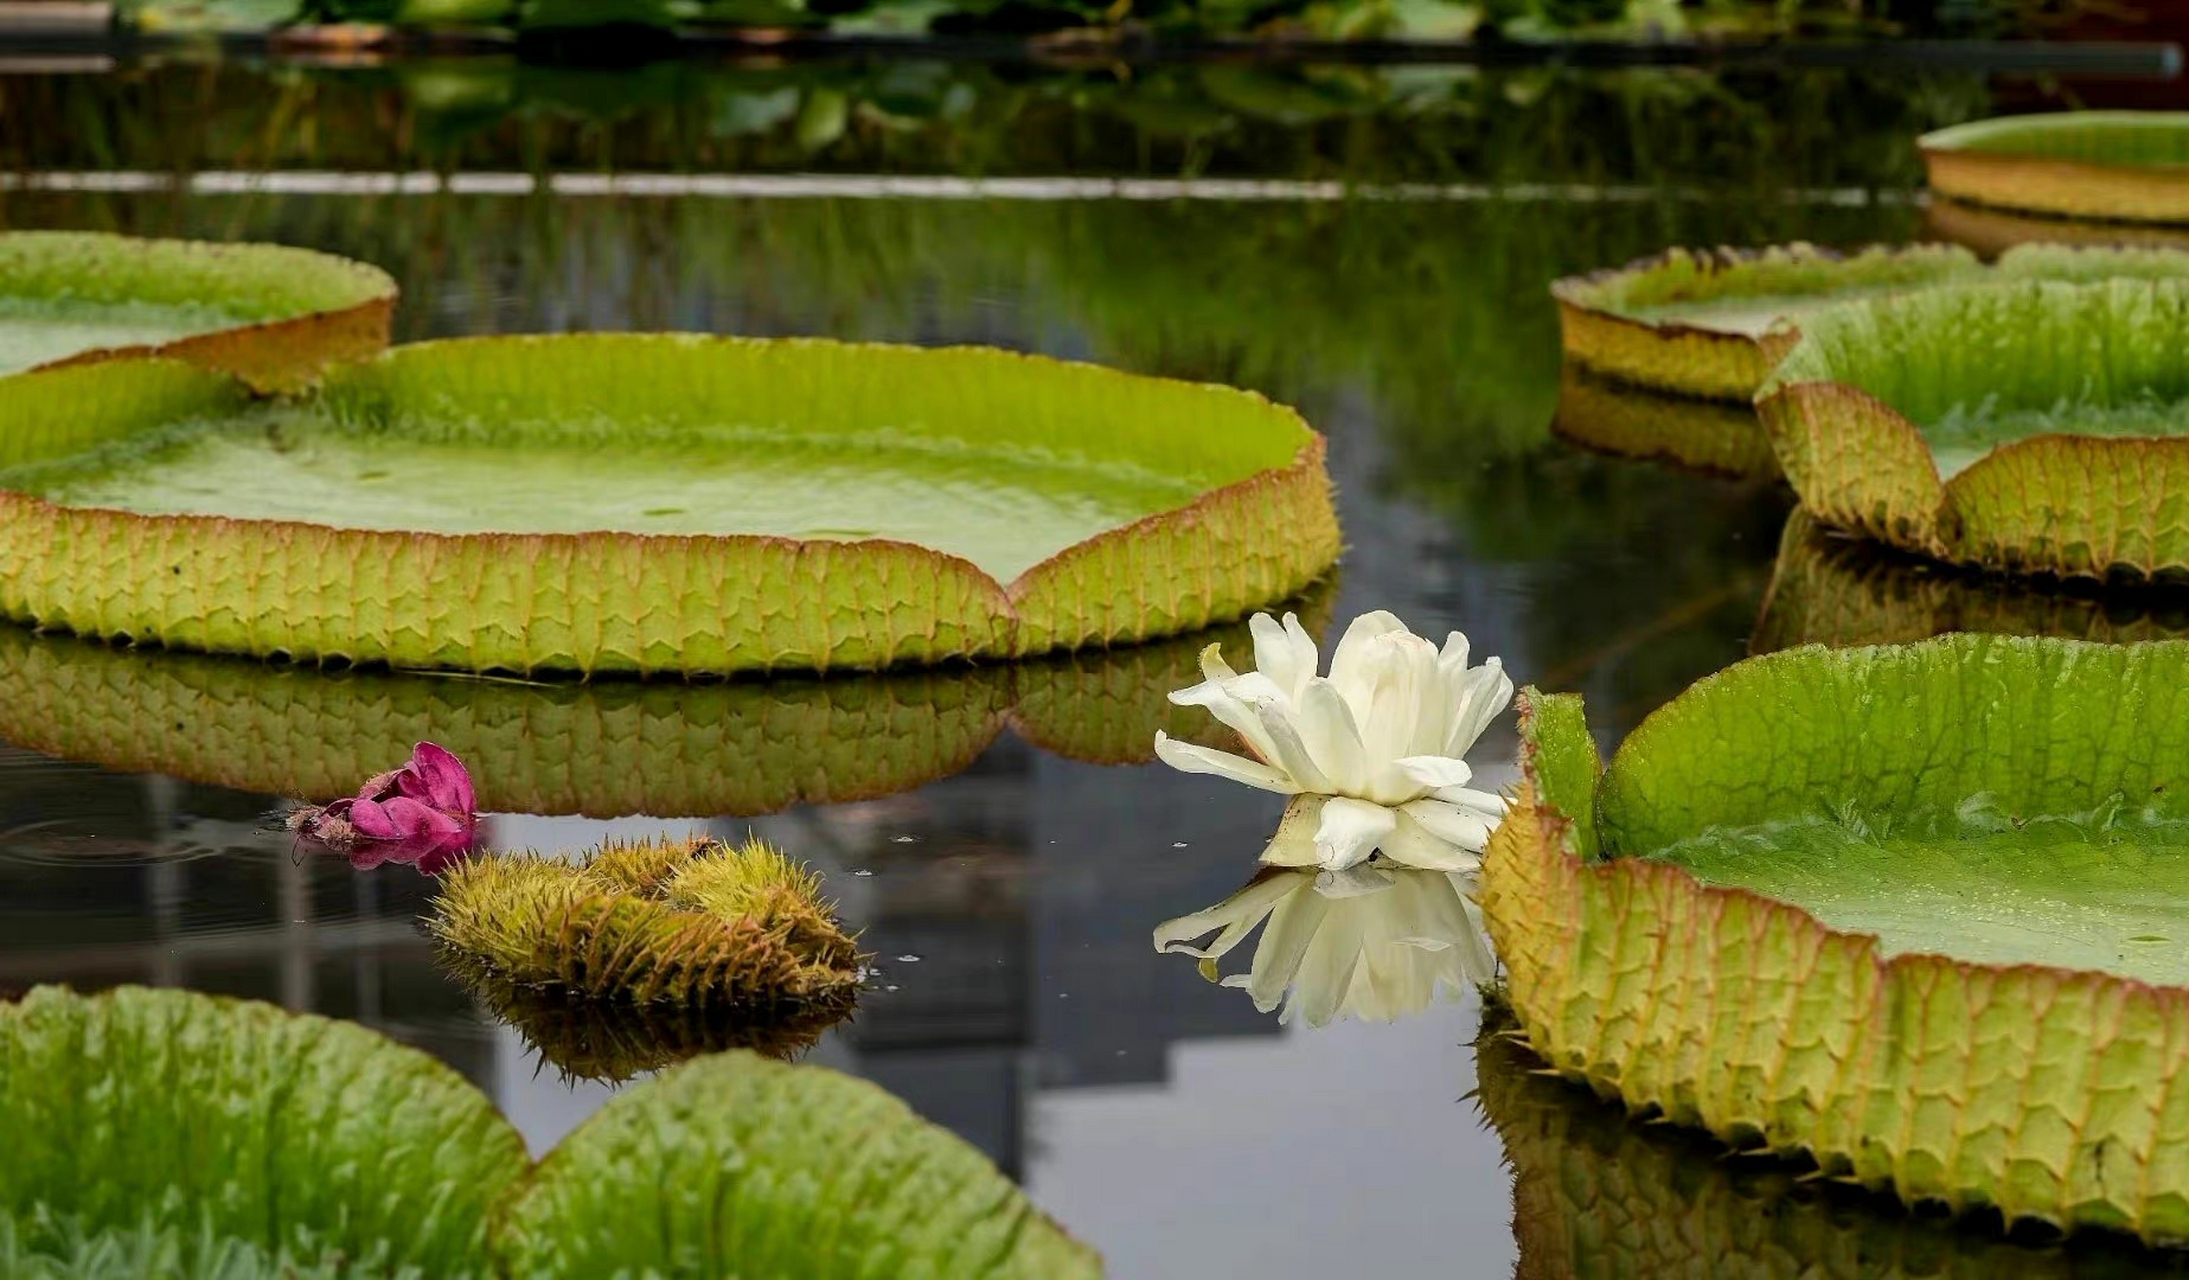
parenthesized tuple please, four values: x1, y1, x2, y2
(1154, 610, 1513, 873)
(1154, 862, 1494, 1028)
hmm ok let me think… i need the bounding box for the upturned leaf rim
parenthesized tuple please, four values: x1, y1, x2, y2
(1921, 111, 2189, 226)
(1550, 242, 1982, 402)
(0, 230, 396, 392)
(0, 335, 1340, 677)
(1481, 633, 2189, 1246)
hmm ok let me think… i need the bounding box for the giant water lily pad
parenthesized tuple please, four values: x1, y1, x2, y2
(0, 587, 1328, 818)
(0, 337, 1337, 675)
(0, 231, 395, 392)
(1754, 509, 2189, 652)
(1551, 244, 1982, 400)
(1759, 270, 2189, 580)
(497, 1049, 1099, 1278)
(0, 985, 527, 1276)
(1476, 1012, 2176, 1279)
(1482, 634, 2189, 1244)
(1921, 112, 2189, 226)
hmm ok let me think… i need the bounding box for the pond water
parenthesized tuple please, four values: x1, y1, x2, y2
(8, 51, 2189, 1277)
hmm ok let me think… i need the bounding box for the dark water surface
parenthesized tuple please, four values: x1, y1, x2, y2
(7, 53, 2184, 1277)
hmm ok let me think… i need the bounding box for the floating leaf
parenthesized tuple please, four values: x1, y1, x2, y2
(1760, 270, 2189, 579)
(1551, 243, 1981, 400)
(1922, 111, 2189, 226)
(0, 232, 394, 392)
(0, 985, 527, 1277)
(1482, 636, 2189, 1244)
(1475, 1008, 2177, 1280)
(495, 1050, 1101, 1278)
(0, 336, 1336, 675)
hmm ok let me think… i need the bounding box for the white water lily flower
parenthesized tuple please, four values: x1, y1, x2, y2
(1154, 863, 1494, 1028)
(1154, 609, 1513, 873)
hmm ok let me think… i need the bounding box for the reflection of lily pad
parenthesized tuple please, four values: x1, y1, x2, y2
(1483, 637, 2189, 1244)
(0, 232, 395, 392)
(1753, 508, 2189, 652)
(0, 337, 1336, 675)
(1759, 271, 2189, 579)
(1551, 244, 1981, 400)
(1477, 1009, 2178, 1280)
(1551, 366, 1779, 479)
(1921, 112, 2189, 226)
(0, 985, 527, 1276)
(0, 587, 1328, 818)
(1923, 195, 2189, 260)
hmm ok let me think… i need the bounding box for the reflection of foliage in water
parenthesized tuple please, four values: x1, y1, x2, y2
(0, 63, 1980, 733)
(1475, 1007, 2187, 1280)
(0, 61, 1986, 185)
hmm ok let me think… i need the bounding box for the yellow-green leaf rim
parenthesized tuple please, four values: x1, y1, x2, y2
(0, 336, 1339, 676)
(1922, 112, 2189, 226)
(0, 231, 396, 392)
(1550, 243, 1983, 401)
(1759, 257, 2189, 580)
(1482, 634, 2189, 1246)
(1477, 1005, 2161, 1279)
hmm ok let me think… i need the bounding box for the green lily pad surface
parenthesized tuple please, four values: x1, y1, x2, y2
(11, 401, 1199, 583)
(1481, 634, 2189, 1244)
(1922, 112, 2189, 225)
(2, 985, 1100, 1277)
(0, 985, 527, 1276)
(0, 338, 1337, 675)
(0, 232, 396, 391)
(1660, 808, 2189, 987)
(1551, 243, 1982, 400)
(1760, 263, 2189, 579)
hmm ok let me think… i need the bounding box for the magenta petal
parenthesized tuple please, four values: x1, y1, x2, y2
(403, 742, 476, 816)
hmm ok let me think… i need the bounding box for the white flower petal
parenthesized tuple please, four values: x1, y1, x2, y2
(1432, 786, 1509, 819)
(1152, 869, 1308, 960)
(1444, 657, 1515, 758)
(1313, 796, 1398, 871)
(1196, 640, 1238, 686)
(1395, 755, 1474, 792)
(1385, 815, 1483, 874)
(1259, 794, 1327, 867)
(1378, 811, 1478, 872)
(1250, 611, 1320, 702)
(1246, 695, 1336, 793)
(1167, 671, 1286, 769)
(1398, 800, 1493, 861)
(1153, 732, 1300, 794)
(1327, 610, 1409, 714)
(1295, 678, 1371, 795)
(1436, 630, 1471, 675)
